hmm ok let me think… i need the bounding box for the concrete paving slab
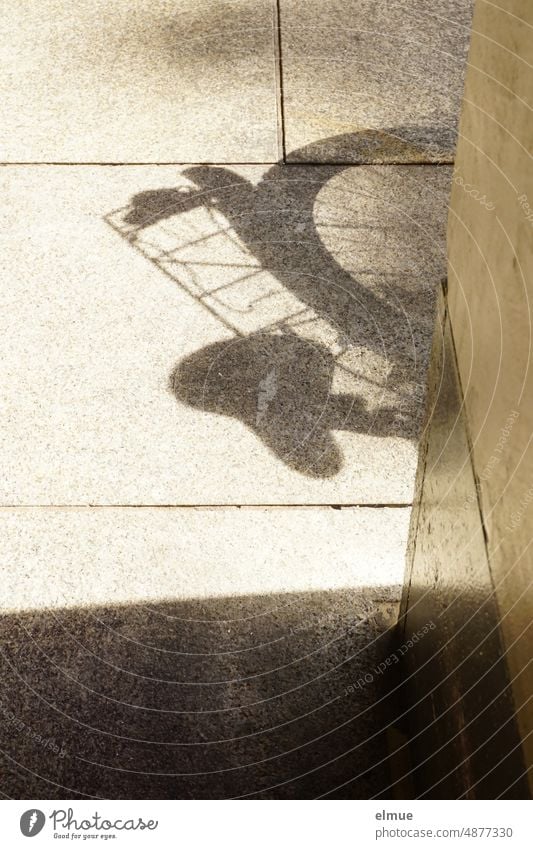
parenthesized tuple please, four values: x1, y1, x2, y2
(0, 0, 279, 162)
(0, 164, 450, 505)
(0, 506, 408, 798)
(280, 0, 474, 162)
(1, 507, 408, 612)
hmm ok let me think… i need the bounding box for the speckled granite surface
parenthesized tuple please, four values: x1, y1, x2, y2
(0, 163, 449, 505)
(0, 506, 406, 799)
(280, 0, 474, 162)
(0, 0, 280, 162)
(0, 0, 472, 801)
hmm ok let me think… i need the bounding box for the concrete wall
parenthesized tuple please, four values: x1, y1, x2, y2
(400, 0, 533, 797)
(448, 0, 533, 775)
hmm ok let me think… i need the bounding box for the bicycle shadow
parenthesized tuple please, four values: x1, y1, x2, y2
(170, 330, 410, 478)
(116, 130, 449, 477)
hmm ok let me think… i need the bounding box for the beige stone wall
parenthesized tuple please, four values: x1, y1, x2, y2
(447, 0, 533, 785)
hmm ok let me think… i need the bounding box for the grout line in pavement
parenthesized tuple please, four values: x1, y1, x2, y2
(0, 503, 412, 510)
(0, 161, 284, 167)
(284, 159, 455, 166)
(274, 0, 287, 163)
(0, 160, 454, 167)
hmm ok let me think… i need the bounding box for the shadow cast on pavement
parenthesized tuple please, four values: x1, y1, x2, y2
(0, 587, 401, 799)
(109, 129, 449, 477)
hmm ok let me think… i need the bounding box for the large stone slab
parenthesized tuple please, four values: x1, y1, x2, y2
(0, 0, 279, 162)
(0, 164, 450, 505)
(1, 507, 408, 612)
(280, 0, 474, 162)
(0, 506, 408, 798)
